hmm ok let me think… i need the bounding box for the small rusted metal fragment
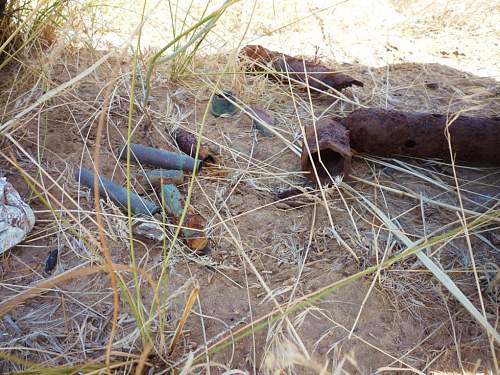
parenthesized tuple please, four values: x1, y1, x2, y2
(161, 184, 208, 251)
(247, 107, 275, 136)
(121, 143, 202, 172)
(183, 213, 209, 251)
(240, 45, 363, 91)
(175, 128, 216, 163)
(342, 109, 500, 164)
(301, 119, 352, 183)
(143, 169, 184, 187)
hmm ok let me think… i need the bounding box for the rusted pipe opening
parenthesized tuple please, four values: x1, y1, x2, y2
(306, 149, 346, 180)
(301, 119, 352, 183)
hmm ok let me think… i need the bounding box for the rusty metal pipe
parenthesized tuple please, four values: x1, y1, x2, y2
(301, 110, 500, 183)
(342, 109, 500, 164)
(121, 143, 202, 172)
(240, 45, 363, 91)
(301, 118, 352, 182)
(76, 168, 159, 215)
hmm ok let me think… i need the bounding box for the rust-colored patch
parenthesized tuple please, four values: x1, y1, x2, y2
(202, 161, 228, 178)
(175, 128, 216, 164)
(342, 108, 500, 164)
(301, 118, 352, 183)
(183, 213, 209, 252)
(240, 45, 363, 91)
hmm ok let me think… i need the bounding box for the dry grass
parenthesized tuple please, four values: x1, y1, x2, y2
(0, 0, 499, 374)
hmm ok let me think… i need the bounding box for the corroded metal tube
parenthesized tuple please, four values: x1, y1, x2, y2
(240, 45, 363, 91)
(76, 168, 159, 216)
(121, 143, 202, 172)
(161, 184, 208, 251)
(143, 169, 184, 187)
(301, 118, 352, 182)
(342, 109, 500, 164)
(301, 110, 500, 183)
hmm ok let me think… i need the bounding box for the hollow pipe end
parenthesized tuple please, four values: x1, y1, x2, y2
(301, 119, 352, 183)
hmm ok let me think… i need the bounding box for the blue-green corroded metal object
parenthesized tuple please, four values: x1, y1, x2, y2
(161, 184, 184, 218)
(76, 168, 159, 216)
(161, 184, 208, 251)
(211, 91, 237, 117)
(122, 143, 202, 172)
(144, 169, 184, 187)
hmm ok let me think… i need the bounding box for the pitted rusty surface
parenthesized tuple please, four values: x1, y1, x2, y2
(342, 108, 500, 164)
(301, 118, 352, 182)
(240, 45, 363, 91)
(175, 128, 215, 163)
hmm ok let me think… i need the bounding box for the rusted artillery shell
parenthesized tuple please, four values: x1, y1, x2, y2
(161, 184, 208, 251)
(301, 119, 352, 182)
(76, 168, 159, 216)
(247, 107, 275, 136)
(143, 169, 184, 187)
(240, 45, 363, 91)
(121, 143, 202, 172)
(342, 109, 500, 164)
(174, 128, 215, 163)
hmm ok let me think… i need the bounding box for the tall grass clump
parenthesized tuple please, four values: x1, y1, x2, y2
(0, 0, 68, 70)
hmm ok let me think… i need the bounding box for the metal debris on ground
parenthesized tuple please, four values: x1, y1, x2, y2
(342, 109, 500, 165)
(0, 177, 35, 255)
(300, 109, 500, 182)
(247, 107, 276, 137)
(161, 183, 208, 251)
(301, 118, 352, 182)
(44, 248, 59, 274)
(75, 168, 159, 216)
(143, 169, 184, 187)
(240, 45, 363, 91)
(174, 128, 216, 163)
(211, 91, 237, 117)
(121, 143, 202, 172)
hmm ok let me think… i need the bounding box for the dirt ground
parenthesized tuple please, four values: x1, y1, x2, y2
(1, 0, 499, 374)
